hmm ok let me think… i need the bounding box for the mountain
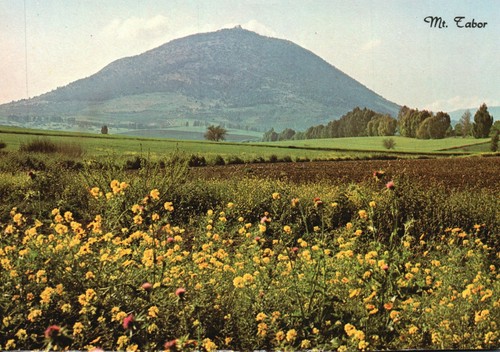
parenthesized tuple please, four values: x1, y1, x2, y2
(0, 27, 400, 133)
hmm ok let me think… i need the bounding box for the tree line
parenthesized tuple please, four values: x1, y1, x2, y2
(263, 103, 495, 142)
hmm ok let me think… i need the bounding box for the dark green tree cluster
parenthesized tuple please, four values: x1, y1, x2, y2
(398, 106, 450, 139)
(472, 103, 494, 138)
(264, 107, 397, 141)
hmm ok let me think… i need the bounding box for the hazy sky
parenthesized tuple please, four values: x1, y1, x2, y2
(1, 0, 498, 112)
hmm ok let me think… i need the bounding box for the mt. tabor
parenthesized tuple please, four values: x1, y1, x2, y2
(0, 27, 400, 133)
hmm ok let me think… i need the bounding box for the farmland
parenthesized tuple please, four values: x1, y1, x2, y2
(0, 128, 499, 351)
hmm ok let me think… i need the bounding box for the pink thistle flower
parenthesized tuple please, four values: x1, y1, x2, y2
(381, 264, 389, 271)
(141, 282, 153, 292)
(164, 339, 178, 351)
(122, 314, 134, 329)
(313, 197, 323, 207)
(175, 287, 186, 299)
(44, 325, 61, 339)
(167, 237, 175, 243)
(386, 180, 395, 190)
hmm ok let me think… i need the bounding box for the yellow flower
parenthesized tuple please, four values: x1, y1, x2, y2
(150, 189, 160, 200)
(283, 225, 292, 234)
(256, 312, 267, 321)
(73, 322, 84, 336)
(257, 322, 268, 337)
(164, 202, 174, 212)
(301, 339, 311, 349)
(27, 309, 42, 322)
(40, 287, 55, 305)
(344, 323, 356, 337)
(475, 309, 489, 324)
(61, 303, 72, 313)
(275, 330, 285, 342)
(286, 329, 297, 342)
(233, 276, 245, 288)
(15, 329, 27, 340)
(358, 210, 368, 219)
(408, 325, 419, 335)
(90, 187, 100, 198)
(203, 338, 217, 352)
(4, 339, 16, 350)
(148, 306, 159, 318)
(116, 335, 129, 349)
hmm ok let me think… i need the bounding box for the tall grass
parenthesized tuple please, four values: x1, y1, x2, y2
(19, 138, 85, 157)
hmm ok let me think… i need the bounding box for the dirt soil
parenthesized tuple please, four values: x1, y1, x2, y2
(189, 156, 500, 191)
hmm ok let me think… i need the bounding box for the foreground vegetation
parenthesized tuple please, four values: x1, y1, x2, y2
(0, 150, 498, 350)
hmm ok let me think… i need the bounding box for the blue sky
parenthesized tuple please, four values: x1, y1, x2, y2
(1, 0, 498, 112)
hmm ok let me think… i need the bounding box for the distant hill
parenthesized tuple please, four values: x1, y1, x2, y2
(0, 27, 400, 132)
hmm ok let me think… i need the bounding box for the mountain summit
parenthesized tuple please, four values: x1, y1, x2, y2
(1, 27, 400, 131)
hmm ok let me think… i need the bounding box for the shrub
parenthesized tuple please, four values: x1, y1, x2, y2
(0, 140, 6, 149)
(213, 155, 226, 166)
(188, 154, 207, 167)
(383, 138, 396, 149)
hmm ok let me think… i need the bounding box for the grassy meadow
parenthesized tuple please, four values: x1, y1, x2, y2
(0, 127, 499, 351)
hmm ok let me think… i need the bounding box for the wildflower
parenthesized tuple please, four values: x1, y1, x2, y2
(15, 329, 27, 340)
(369, 201, 376, 207)
(44, 325, 61, 339)
(257, 322, 268, 337)
(283, 225, 292, 234)
(313, 197, 323, 207)
(291, 198, 300, 207)
(4, 339, 16, 350)
(164, 339, 178, 351)
(358, 209, 368, 219)
(175, 287, 186, 299)
(122, 314, 134, 329)
(386, 180, 395, 190)
(164, 202, 174, 212)
(256, 312, 267, 321)
(73, 322, 84, 336)
(141, 282, 153, 292)
(148, 306, 159, 318)
(301, 339, 312, 349)
(275, 330, 285, 342)
(475, 309, 489, 324)
(272, 192, 281, 200)
(203, 338, 217, 351)
(286, 329, 297, 342)
(408, 325, 419, 334)
(27, 309, 42, 322)
(150, 189, 160, 200)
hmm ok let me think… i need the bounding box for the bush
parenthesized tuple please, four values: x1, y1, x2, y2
(0, 140, 6, 149)
(213, 155, 226, 166)
(188, 154, 207, 167)
(383, 138, 396, 149)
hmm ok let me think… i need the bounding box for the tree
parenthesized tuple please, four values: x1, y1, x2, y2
(459, 110, 472, 137)
(491, 130, 499, 152)
(262, 128, 278, 142)
(101, 125, 109, 134)
(204, 125, 227, 141)
(472, 103, 493, 138)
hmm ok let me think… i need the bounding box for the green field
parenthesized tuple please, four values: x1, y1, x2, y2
(0, 126, 492, 164)
(264, 136, 490, 153)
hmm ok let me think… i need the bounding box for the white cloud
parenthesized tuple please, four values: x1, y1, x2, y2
(424, 96, 500, 113)
(102, 15, 169, 41)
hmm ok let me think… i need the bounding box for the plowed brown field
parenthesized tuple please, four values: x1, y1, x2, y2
(190, 156, 500, 191)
